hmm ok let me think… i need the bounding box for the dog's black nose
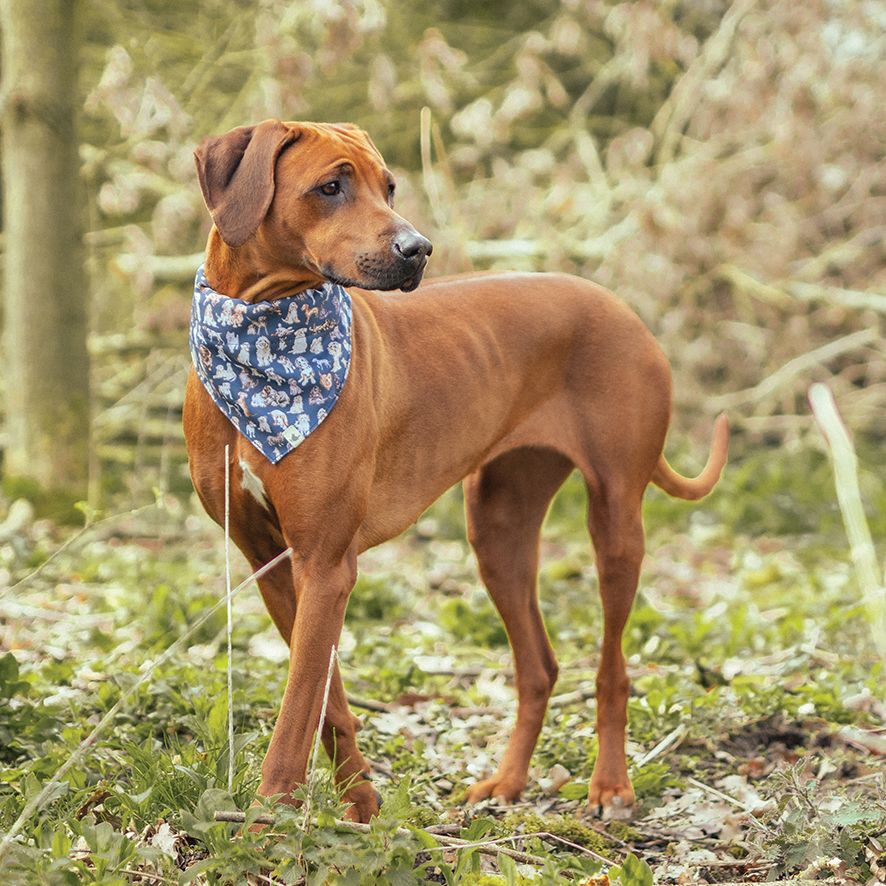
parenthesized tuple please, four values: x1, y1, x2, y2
(393, 229, 433, 260)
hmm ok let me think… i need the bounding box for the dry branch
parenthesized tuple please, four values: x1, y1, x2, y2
(712, 328, 880, 410)
(651, 0, 757, 164)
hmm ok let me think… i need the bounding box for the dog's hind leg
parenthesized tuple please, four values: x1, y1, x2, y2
(463, 446, 573, 803)
(585, 479, 645, 819)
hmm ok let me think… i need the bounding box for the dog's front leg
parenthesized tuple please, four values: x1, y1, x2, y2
(257, 551, 367, 812)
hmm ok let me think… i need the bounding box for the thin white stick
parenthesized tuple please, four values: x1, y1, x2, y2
(2, 502, 158, 596)
(303, 643, 338, 829)
(0, 548, 293, 860)
(809, 383, 886, 658)
(224, 445, 234, 793)
(686, 777, 771, 833)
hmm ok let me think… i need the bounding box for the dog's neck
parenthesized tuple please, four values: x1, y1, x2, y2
(204, 229, 327, 303)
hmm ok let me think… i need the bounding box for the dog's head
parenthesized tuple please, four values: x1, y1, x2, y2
(194, 119, 432, 292)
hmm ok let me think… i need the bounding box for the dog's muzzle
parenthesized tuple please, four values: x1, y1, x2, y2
(349, 226, 433, 292)
(392, 227, 432, 292)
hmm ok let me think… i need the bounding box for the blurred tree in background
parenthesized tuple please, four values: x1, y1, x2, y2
(1, 0, 90, 496)
(0, 0, 883, 503)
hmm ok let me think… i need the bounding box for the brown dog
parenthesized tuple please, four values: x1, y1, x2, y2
(183, 119, 728, 823)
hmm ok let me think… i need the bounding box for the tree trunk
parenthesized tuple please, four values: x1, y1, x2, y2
(1, 0, 90, 494)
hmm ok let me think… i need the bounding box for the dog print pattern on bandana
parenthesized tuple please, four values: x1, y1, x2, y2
(189, 265, 352, 463)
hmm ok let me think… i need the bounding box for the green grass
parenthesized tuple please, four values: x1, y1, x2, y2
(0, 448, 884, 883)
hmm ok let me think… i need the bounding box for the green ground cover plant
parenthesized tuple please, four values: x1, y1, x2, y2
(1, 446, 884, 883)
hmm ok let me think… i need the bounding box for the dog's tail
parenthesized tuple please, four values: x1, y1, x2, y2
(652, 414, 729, 501)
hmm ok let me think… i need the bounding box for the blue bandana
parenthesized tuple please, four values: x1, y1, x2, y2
(189, 266, 352, 463)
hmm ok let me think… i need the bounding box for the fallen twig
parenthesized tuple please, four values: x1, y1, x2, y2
(684, 858, 769, 867)
(836, 725, 886, 756)
(119, 869, 178, 885)
(635, 723, 687, 767)
(212, 811, 615, 873)
(685, 777, 772, 834)
(346, 695, 396, 713)
(549, 686, 596, 707)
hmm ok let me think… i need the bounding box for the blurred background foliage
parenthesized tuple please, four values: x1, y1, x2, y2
(1, 6, 884, 879)
(9, 0, 886, 501)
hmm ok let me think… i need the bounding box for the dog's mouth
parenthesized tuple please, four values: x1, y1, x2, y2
(320, 269, 363, 290)
(324, 256, 428, 293)
(397, 256, 428, 292)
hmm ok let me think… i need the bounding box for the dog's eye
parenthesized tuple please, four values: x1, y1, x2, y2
(387, 182, 396, 205)
(319, 181, 341, 196)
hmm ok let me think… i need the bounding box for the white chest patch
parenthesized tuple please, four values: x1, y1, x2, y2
(239, 459, 269, 510)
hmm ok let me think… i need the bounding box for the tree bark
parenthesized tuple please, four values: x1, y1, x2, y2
(1, 0, 90, 494)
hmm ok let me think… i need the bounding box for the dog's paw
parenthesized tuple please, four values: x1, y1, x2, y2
(343, 779, 381, 823)
(465, 772, 526, 805)
(587, 780, 635, 820)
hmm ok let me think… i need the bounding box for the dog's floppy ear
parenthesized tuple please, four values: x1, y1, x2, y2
(194, 119, 297, 248)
